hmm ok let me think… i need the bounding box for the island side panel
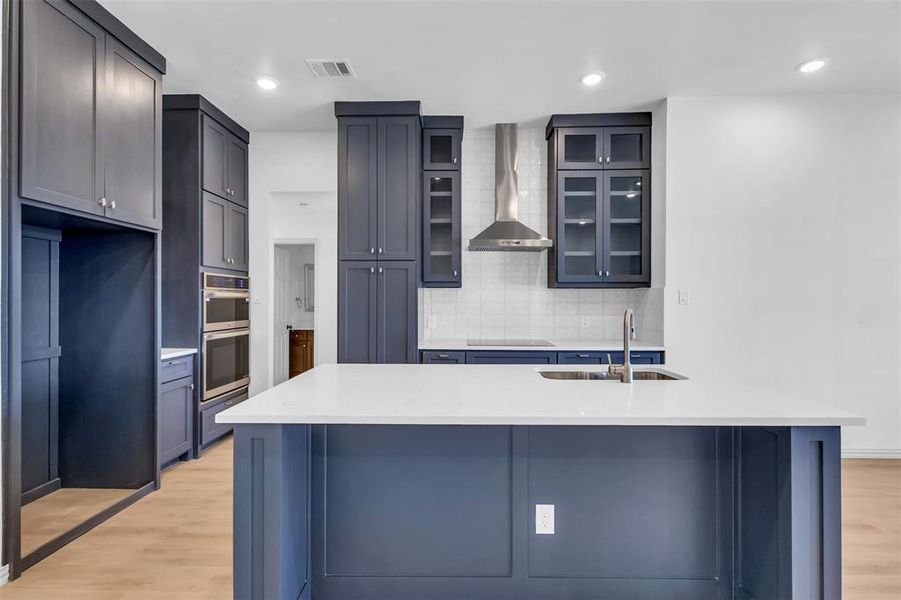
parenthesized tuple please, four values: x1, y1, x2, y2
(233, 424, 310, 600)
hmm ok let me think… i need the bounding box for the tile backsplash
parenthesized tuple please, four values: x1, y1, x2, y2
(420, 126, 664, 344)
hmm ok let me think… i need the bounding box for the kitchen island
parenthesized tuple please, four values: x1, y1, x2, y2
(217, 363, 864, 600)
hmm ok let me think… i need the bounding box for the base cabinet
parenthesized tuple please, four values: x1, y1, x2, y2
(421, 350, 664, 365)
(159, 355, 195, 465)
(200, 387, 248, 448)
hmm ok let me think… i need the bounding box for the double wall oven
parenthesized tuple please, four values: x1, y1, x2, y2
(202, 273, 250, 401)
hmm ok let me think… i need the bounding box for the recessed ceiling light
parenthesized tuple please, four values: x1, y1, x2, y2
(580, 72, 605, 87)
(256, 76, 279, 91)
(795, 59, 827, 74)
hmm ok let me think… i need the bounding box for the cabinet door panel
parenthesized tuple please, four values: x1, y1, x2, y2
(556, 128, 604, 170)
(602, 170, 650, 284)
(159, 376, 192, 464)
(556, 172, 603, 284)
(103, 38, 161, 229)
(604, 127, 650, 170)
(226, 134, 248, 207)
(338, 262, 377, 363)
(423, 128, 461, 170)
(377, 117, 419, 260)
(227, 201, 249, 271)
(20, 0, 104, 215)
(202, 192, 229, 270)
(202, 116, 228, 199)
(466, 351, 557, 365)
(338, 118, 378, 260)
(376, 262, 416, 364)
(422, 171, 461, 286)
(420, 351, 465, 364)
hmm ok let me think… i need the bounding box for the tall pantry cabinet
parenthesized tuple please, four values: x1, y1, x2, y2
(335, 102, 420, 364)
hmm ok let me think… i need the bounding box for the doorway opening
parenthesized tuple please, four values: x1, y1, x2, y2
(274, 243, 316, 385)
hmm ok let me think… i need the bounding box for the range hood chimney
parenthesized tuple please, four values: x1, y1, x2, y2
(468, 124, 552, 251)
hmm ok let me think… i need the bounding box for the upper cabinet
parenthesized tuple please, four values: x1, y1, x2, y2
(202, 115, 248, 207)
(19, 0, 164, 230)
(547, 114, 651, 288)
(554, 121, 650, 171)
(423, 128, 461, 170)
(421, 116, 463, 287)
(337, 109, 420, 262)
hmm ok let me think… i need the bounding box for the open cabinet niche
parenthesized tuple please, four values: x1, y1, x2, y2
(19, 207, 157, 559)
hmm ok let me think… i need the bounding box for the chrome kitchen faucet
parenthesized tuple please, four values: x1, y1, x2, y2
(608, 309, 636, 383)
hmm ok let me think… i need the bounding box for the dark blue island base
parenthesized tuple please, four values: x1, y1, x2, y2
(233, 424, 841, 600)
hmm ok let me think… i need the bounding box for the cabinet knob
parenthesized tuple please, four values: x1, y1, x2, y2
(378, 267, 383, 274)
(230, 190, 235, 196)
(597, 157, 603, 163)
(98, 197, 108, 207)
(598, 270, 603, 277)
(606, 157, 611, 163)
(370, 248, 375, 254)
(452, 157, 458, 164)
(109, 199, 117, 210)
(369, 267, 375, 274)
(225, 187, 231, 194)
(378, 247, 383, 254)
(189, 383, 195, 391)
(605, 270, 610, 277)
(453, 270, 458, 277)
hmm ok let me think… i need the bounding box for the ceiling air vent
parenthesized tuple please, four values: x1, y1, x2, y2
(306, 59, 355, 79)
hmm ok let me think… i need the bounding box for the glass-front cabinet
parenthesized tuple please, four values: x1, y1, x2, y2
(423, 128, 461, 170)
(547, 113, 652, 288)
(422, 172, 461, 286)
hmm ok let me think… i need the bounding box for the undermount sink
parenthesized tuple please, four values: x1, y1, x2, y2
(539, 368, 687, 382)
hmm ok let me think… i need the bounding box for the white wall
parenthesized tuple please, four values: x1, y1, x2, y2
(285, 245, 315, 330)
(248, 133, 337, 395)
(664, 95, 901, 455)
(422, 116, 666, 344)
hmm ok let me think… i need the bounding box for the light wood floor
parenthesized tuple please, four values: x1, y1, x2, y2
(0, 441, 898, 599)
(20, 487, 133, 556)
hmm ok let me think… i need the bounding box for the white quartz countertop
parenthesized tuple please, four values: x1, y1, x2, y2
(216, 363, 864, 427)
(161, 347, 198, 360)
(419, 339, 665, 352)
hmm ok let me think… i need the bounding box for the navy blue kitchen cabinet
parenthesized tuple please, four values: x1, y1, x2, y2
(337, 113, 419, 261)
(421, 116, 463, 287)
(547, 114, 651, 288)
(336, 102, 420, 364)
(466, 351, 557, 365)
(159, 355, 194, 466)
(420, 350, 466, 364)
(557, 351, 662, 365)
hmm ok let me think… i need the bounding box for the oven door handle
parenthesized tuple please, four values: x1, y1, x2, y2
(203, 290, 250, 300)
(203, 329, 250, 341)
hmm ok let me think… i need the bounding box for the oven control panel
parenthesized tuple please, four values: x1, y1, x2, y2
(204, 273, 249, 291)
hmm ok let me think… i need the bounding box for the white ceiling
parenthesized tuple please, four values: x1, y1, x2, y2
(103, 0, 901, 132)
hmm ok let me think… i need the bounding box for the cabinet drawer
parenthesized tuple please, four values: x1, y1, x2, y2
(161, 356, 193, 383)
(557, 351, 662, 365)
(465, 351, 557, 365)
(200, 387, 248, 446)
(421, 350, 466, 364)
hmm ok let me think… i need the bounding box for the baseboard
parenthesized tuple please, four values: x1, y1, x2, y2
(842, 449, 901, 459)
(0, 563, 10, 586)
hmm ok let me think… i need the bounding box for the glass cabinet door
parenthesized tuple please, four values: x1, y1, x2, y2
(423, 129, 461, 170)
(603, 171, 650, 283)
(557, 173, 603, 283)
(422, 172, 461, 286)
(603, 127, 650, 169)
(556, 128, 604, 170)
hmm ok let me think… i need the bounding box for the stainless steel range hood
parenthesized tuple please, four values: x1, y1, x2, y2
(468, 124, 552, 251)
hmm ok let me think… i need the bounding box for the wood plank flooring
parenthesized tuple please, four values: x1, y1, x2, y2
(21, 488, 133, 556)
(0, 440, 898, 599)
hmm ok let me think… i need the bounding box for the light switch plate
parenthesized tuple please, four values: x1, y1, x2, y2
(535, 504, 555, 535)
(678, 289, 690, 305)
(581, 316, 590, 329)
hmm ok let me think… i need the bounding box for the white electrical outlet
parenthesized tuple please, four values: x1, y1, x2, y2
(678, 289, 690, 305)
(535, 504, 555, 535)
(581, 316, 590, 329)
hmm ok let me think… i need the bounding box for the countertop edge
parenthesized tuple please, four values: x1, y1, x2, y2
(161, 347, 198, 360)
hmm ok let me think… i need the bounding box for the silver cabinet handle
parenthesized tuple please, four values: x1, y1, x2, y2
(453, 270, 458, 277)
(369, 267, 375, 274)
(109, 199, 117, 210)
(189, 383, 195, 391)
(605, 270, 611, 277)
(577, 353, 590, 358)
(370, 248, 375, 254)
(606, 157, 611, 163)
(244, 298, 250, 303)
(98, 197, 108, 207)
(437, 354, 449, 358)
(597, 156, 603, 163)
(378, 247, 383, 254)
(378, 267, 383, 274)
(452, 157, 458, 164)
(597, 270, 603, 277)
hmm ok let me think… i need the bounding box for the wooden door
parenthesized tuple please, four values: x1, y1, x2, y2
(202, 192, 229, 270)
(20, 0, 105, 216)
(377, 116, 419, 260)
(102, 37, 161, 229)
(289, 330, 314, 378)
(338, 262, 377, 363)
(202, 115, 228, 199)
(376, 261, 416, 364)
(338, 118, 378, 260)
(226, 135, 248, 207)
